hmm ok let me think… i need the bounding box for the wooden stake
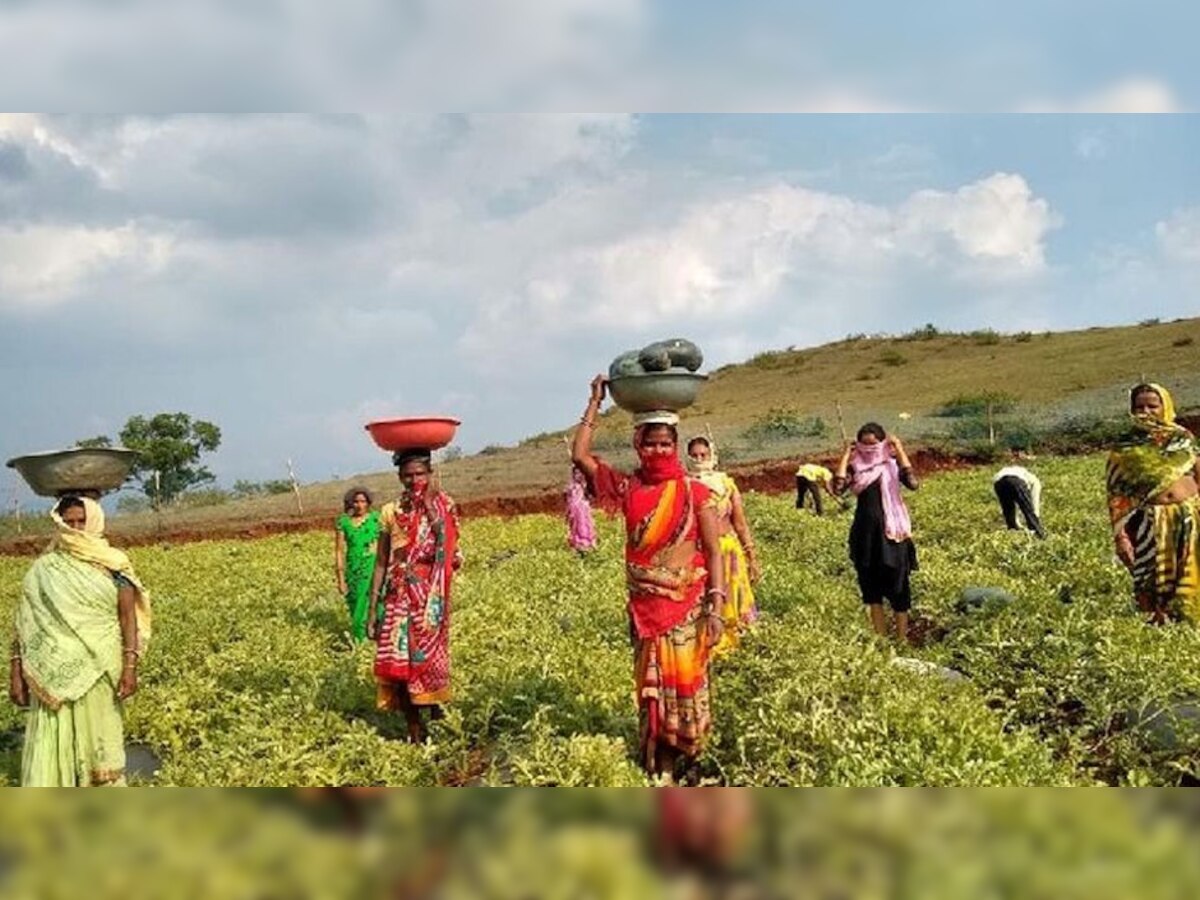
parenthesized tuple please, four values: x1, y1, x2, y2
(835, 400, 849, 444)
(287, 459, 304, 515)
(987, 401, 996, 447)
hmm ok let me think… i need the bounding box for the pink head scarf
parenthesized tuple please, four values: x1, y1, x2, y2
(849, 441, 913, 542)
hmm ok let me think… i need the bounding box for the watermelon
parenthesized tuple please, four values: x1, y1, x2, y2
(608, 350, 645, 379)
(638, 344, 672, 372)
(643, 338, 703, 372)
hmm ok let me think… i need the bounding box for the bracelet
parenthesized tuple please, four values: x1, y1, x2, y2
(10, 654, 20, 662)
(706, 588, 727, 598)
(579, 418, 596, 428)
(123, 649, 140, 658)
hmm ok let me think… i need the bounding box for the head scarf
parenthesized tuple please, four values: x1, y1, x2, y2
(849, 440, 913, 542)
(686, 434, 731, 502)
(48, 497, 152, 651)
(1106, 383, 1197, 532)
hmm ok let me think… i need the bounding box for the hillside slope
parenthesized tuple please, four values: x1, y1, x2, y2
(6, 316, 1200, 544)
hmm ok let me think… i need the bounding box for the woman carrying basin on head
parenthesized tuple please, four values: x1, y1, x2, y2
(572, 375, 725, 781)
(368, 450, 463, 744)
(9, 495, 151, 786)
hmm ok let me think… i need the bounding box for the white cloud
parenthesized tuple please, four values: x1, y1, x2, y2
(0, 223, 174, 307)
(1156, 208, 1200, 262)
(459, 172, 1060, 364)
(1019, 76, 1183, 113)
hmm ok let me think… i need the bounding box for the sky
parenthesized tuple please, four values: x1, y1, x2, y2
(0, 3, 1198, 495)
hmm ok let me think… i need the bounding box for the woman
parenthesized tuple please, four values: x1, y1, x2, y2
(795, 462, 835, 515)
(564, 467, 599, 553)
(835, 424, 919, 643)
(1108, 383, 1200, 624)
(9, 496, 151, 786)
(686, 435, 760, 655)
(992, 463, 1046, 539)
(367, 450, 463, 743)
(572, 375, 726, 780)
(334, 487, 381, 641)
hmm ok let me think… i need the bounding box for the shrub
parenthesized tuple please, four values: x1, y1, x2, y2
(1014, 331, 1034, 343)
(742, 409, 828, 444)
(1173, 337, 1195, 348)
(1140, 318, 1161, 327)
(479, 444, 507, 457)
(968, 329, 1002, 346)
(880, 350, 908, 367)
(900, 322, 941, 342)
(937, 392, 1018, 418)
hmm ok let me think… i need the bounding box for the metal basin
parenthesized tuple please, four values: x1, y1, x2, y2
(608, 371, 708, 414)
(6, 447, 139, 497)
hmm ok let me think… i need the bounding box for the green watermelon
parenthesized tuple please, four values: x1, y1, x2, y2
(638, 344, 672, 372)
(608, 350, 645, 379)
(644, 338, 703, 372)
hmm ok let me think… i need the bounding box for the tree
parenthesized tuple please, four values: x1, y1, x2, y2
(115, 413, 222, 505)
(76, 435, 113, 449)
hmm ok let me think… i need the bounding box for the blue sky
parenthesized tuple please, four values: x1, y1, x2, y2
(1, 113, 1198, 501)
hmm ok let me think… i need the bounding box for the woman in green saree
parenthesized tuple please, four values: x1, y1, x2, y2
(334, 487, 381, 641)
(8, 496, 151, 786)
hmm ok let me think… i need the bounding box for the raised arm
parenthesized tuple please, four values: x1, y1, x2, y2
(571, 375, 608, 481)
(833, 442, 854, 492)
(890, 436, 919, 490)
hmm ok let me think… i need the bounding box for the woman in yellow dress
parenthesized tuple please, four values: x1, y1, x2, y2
(686, 436, 760, 654)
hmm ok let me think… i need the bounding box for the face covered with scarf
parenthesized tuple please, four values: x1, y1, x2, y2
(686, 436, 717, 474)
(849, 428, 913, 542)
(1107, 383, 1199, 530)
(635, 423, 687, 484)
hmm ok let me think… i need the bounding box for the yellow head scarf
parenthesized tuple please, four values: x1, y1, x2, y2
(1134, 383, 1177, 424)
(48, 497, 152, 651)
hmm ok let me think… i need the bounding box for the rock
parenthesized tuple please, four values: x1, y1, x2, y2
(955, 586, 1016, 614)
(889, 656, 968, 683)
(125, 742, 163, 780)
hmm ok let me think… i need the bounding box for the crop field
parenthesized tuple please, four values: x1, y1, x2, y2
(2, 454, 1199, 787)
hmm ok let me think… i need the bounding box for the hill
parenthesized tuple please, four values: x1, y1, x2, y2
(4, 315, 1200, 547)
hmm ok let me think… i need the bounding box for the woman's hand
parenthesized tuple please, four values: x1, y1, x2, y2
(589, 374, 608, 406)
(748, 554, 763, 585)
(117, 665, 138, 701)
(9, 663, 28, 708)
(702, 612, 725, 648)
(887, 435, 906, 455)
(1115, 533, 1136, 570)
(366, 608, 380, 641)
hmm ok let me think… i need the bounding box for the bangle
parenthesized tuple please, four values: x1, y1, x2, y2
(706, 588, 727, 598)
(123, 649, 139, 657)
(580, 418, 595, 428)
(10, 654, 20, 662)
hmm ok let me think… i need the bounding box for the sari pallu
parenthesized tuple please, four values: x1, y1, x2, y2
(375, 493, 459, 706)
(17, 552, 127, 786)
(693, 471, 757, 657)
(590, 460, 715, 762)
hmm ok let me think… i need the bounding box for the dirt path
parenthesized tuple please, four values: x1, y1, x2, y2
(0, 448, 979, 556)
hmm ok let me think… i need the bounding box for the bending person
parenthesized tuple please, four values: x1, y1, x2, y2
(573, 375, 725, 781)
(795, 462, 834, 515)
(835, 424, 919, 644)
(1108, 383, 1200, 624)
(992, 463, 1046, 539)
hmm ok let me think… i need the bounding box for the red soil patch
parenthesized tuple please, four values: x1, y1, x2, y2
(0, 449, 981, 557)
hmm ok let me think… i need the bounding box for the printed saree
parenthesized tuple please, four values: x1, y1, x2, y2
(374, 493, 459, 706)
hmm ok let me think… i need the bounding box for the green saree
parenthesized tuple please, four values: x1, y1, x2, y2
(16, 551, 127, 786)
(338, 510, 381, 640)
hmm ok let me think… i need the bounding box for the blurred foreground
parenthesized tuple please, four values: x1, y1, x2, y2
(1, 789, 1197, 898)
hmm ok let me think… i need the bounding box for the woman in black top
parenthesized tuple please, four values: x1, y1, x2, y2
(834, 423, 919, 643)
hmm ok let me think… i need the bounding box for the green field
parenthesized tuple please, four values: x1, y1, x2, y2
(3, 454, 1199, 786)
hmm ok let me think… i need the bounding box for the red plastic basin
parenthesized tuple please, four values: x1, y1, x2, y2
(364, 417, 461, 452)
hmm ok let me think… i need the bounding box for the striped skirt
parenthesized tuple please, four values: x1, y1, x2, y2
(1129, 495, 1200, 624)
(635, 604, 712, 767)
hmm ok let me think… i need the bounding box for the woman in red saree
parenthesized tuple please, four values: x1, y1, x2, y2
(367, 448, 462, 743)
(572, 375, 726, 780)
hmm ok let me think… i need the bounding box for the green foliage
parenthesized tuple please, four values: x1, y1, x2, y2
(880, 350, 908, 367)
(968, 328, 1003, 345)
(3, 455, 1199, 787)
(900, 322, 941, 341)
(80, 412, 222, 505)
(938, 391, 1018, 418)
(232, 479, 292, 499)
(742, 409, 828, 444)
(75, 435, 113, 449)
